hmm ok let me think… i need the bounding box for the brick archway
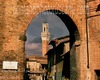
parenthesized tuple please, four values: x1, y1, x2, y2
(1, 0, 88, 80)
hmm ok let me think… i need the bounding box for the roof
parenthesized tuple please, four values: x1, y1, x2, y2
(46, 38, 70, 56)
(45, 48, 54, 55)
(26, 56, 47, 64)
(49, 35, 70, 47)
(29, 70, 46, 74)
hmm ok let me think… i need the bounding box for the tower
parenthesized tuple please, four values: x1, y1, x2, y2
(41, 21, 50, 56)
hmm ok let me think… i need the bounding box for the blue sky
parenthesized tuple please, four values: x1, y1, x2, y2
(25, 11, 69, 56)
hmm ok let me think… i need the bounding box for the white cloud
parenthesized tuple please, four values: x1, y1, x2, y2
(25, 42, 41, 50)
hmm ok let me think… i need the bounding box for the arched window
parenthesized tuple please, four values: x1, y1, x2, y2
(44, 27, 45, 32)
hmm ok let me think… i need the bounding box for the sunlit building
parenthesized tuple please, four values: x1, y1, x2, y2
(25, 56, 47, 80)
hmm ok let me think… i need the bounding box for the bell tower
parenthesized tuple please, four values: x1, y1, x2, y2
(41, 21, 50, 56)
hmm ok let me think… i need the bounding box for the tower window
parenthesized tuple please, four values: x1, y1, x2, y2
(44, 27, 45, 32)
(95, 70, 100, 80)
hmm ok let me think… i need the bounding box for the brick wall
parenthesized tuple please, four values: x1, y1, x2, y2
(1, 0, 98, 80)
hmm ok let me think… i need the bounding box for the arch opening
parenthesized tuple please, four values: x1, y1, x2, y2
(25, 9, 80, 80)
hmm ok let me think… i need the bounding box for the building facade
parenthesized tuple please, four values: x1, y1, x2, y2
(25, 56, 47, 80)
(46, 36, 70, 80)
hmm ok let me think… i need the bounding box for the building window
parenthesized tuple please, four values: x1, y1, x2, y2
(44, 27, 45, 32)
(95, 70, 100, 80)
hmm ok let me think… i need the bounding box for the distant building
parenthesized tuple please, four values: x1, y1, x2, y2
(25, 56, 47, 80)
(46, 36, 70, 80)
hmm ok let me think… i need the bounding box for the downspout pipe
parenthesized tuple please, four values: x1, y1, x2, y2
(85, 0, 89, 68)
